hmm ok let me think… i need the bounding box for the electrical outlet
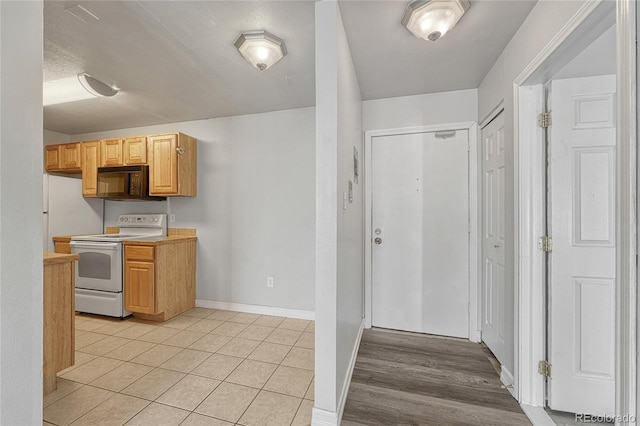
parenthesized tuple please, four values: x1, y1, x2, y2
(169, 214, 176, 223)
(267, 276, 274, 288)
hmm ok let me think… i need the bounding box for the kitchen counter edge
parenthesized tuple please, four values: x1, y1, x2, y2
(44, 252, 80, 265)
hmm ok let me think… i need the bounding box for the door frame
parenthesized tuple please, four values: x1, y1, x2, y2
(513, 0, 637, 422)
(363, 121, 480, 343)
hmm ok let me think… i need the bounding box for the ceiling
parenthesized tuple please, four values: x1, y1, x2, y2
(44, 0, 536, 135)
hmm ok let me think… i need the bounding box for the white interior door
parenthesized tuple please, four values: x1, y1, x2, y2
(480, 112, 506, 365)
(548, 75, 616, 415)
(371, 130, 469, 338)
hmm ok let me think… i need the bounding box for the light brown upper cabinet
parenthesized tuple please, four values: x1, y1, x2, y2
(81, 141, 100, 197)
(100, 138, 124, 167)
(148, 133, 197, 196)
(100, 136, 148, 167)
(124, 136, 147, 165)
(44, 143, 82, 173)
(45, 145, 61, 171)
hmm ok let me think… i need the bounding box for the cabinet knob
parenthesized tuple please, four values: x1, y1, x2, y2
(176, 147, 185, 155)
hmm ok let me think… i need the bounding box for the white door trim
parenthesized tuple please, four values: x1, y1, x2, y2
(513, 0, 637, 422)
(364, 121, 480, 342)
(480, 101, 504, 130)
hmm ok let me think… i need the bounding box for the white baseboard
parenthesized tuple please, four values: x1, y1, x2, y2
(311, 408, 338, 426)
(520, 404, 555, 426)
(195, 299, 314, 321)
(470, 329, 482, 343)
(500, 365, 516, 397)
(337, 318, 365, 424)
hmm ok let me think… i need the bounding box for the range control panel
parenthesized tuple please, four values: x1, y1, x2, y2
(117, 214, 167, 229)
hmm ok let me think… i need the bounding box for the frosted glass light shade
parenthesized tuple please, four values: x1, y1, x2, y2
(234, 31, 287, 71)
(43, 73, 118, 106)
(402, 0, 470, 41)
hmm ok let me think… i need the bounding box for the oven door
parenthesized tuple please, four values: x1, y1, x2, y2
(70, 241, 122, 292)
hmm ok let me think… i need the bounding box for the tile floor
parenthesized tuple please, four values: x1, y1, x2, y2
(43, 309, 314, 426)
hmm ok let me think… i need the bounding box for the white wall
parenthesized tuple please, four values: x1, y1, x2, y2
(363, 89, 478, 131)
(0, 1, 44, 424)
(335, 0, 364, 417)
(553, 24, 616, 80)
(44, 129, 70, 146)
(314, 1, 364, 423)
(72, 107, 316, 312)
(477, 0, 589, 376)
(478, 54, 504, 124)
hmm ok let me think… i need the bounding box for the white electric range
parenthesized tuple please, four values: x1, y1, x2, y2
(70, 214, 167, 317)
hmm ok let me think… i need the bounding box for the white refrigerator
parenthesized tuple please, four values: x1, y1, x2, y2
(43, 174, 104, 252)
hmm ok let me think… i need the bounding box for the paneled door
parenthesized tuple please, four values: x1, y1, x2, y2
(548, 75, 616, 415)
(480, 111, 506, 365)
(371, 130, 469, 338)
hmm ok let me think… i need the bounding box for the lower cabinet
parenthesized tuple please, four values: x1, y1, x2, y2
(124, 246, 156, 314)
(124, 239, 196, 321)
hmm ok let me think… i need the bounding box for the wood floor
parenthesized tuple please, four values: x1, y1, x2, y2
(342, 329, 531, 426)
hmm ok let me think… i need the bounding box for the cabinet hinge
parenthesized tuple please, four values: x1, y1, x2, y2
(538, 360, 551, 377)
(538, 112, 552, 128)
(538, 236, 552, 253)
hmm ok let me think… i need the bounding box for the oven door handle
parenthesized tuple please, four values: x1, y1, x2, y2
(70, 241, 121, 249)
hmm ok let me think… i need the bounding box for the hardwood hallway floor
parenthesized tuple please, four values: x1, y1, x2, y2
(342, 329, 531, 426)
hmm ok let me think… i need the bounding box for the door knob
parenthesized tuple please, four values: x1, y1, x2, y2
(374, 237, 382, 245)
(494, 244, 500, 248)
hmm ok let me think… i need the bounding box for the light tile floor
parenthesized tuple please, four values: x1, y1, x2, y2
(44, 309, 314, 426)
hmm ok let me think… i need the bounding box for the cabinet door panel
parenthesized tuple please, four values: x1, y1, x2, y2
(101, 139, 124, 167)
(45, 145, 61, 171)
(149, 134, 178, 195)
(124, 136, 147, 165)
(125, 260, 155, 314)
(60, 143, 81, 170)
(81, 141, 100, 197)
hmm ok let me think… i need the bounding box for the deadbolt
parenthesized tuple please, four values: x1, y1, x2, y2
(374, 237, 382, 245)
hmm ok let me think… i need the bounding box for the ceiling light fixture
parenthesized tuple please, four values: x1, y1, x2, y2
(402, 0, 470, 42)
(234, 31, 287, 71)
(43, 73, 118, 106)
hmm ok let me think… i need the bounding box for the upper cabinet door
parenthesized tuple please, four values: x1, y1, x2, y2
(45, 145, 61, 171)
(124, 136, 147, 165)
(81, 141, 100, 197)
(100, 138, 124, 167)
(148, 133, 197, 197)
(148, 134, 179, 195)
(60, 143, 82, 171)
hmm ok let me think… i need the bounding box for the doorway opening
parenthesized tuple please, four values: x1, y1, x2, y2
(514, 1, 636, 422)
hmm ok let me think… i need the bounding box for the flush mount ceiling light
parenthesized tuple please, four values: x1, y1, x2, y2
(234, 30, 287, 71)
(43, 73, 118, 106)
(402, 0, 470, 42)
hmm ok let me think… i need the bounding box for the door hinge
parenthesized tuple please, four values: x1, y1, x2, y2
(538, 360, 551, 377)
(538, 236, 552, 253)
(538, 112, 552, 128)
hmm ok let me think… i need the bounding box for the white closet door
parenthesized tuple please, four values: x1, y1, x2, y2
(548, 75, 616, 416)
(481, 112, 506, 365)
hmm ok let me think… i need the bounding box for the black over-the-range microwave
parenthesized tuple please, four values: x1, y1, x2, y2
(96, 165, 165, 201)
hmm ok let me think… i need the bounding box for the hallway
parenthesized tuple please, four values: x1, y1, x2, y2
(342, 329, 531, 425)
